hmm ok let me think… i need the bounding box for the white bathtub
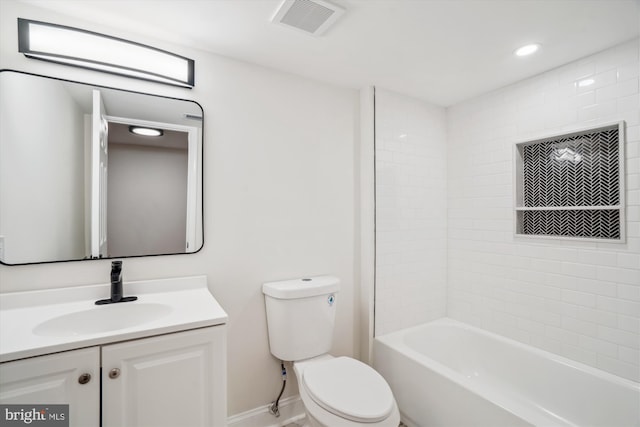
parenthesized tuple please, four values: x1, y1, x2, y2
(373, 318, 639, 427)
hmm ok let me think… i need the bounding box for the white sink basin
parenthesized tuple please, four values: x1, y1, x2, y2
(0, 275, 228, 362)
(33, 303, 173, 337)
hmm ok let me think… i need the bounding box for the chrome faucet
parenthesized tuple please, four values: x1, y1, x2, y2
(96, 261, 138, 305)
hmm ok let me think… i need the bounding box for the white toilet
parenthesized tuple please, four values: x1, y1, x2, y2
(263, 276, 400, 427)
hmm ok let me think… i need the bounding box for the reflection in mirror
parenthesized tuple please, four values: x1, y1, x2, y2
(0, 71, 203, 265)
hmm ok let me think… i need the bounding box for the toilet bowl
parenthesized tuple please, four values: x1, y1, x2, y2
(294, 355, 400, 427)
(262, 276, 400, 427)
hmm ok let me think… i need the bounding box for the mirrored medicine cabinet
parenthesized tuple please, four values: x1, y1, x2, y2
(0, 70, 204, 265)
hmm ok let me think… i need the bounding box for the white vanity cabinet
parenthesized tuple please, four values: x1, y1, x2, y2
(0, 347, 100, 426)
(102, 326, 226, 427)
(0, 326, 227, 427)
(0, 276, 228, 427)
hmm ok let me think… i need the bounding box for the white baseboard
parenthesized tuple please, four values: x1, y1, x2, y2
(227, 395, 305, 427)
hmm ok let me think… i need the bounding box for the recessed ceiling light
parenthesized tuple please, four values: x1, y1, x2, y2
(129, 126, 163, 137)
(578, 78, 595, 87)
(515, 43, 540, 57)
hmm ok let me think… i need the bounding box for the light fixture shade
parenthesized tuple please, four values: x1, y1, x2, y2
(17, 18, 195, 88)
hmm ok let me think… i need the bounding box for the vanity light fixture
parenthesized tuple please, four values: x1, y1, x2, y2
(129, 126, 164, 137)
(17, 18, 195, 88)
(514, 43, 540, 57)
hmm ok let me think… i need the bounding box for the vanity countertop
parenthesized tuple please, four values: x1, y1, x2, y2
(0, 276, 227, 362)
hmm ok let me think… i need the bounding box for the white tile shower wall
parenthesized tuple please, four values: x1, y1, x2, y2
(375, 89, 448, 336)
(447, 39, 640, 382)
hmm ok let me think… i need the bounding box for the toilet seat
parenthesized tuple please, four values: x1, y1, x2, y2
(302, 357, 395, 423)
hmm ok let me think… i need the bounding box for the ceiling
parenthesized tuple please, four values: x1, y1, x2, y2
(109, 122, 188, 150)
(21, 0, 640, 106)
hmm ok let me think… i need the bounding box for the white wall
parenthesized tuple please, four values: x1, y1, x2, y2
(0, 72, 85, 264)
(107, 143, 188, 257)
(374, 89, 448, 336)
(447, 39, 640, 382)
(0, 0, 359, 417)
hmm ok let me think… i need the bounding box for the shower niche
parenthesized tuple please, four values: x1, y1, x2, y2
(514, 121, 625, 242)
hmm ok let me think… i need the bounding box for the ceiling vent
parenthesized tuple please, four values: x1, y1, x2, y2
(272, 0, 345, 36)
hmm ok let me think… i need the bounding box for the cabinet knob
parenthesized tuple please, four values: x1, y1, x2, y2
(78, 373, 91, 384)
(109, 368, 121, 379)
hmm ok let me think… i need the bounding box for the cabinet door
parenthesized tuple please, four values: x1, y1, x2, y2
(0, 347, 100, 427)
(102, 326, 226, 427)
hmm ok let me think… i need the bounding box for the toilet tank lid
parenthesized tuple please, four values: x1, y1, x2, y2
(262, 276, 340, 299)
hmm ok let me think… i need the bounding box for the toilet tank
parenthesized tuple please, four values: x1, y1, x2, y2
(263, 276, 340, 361)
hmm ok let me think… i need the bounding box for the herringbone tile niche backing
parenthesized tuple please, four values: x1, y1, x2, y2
(514, 122, 625, 242)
